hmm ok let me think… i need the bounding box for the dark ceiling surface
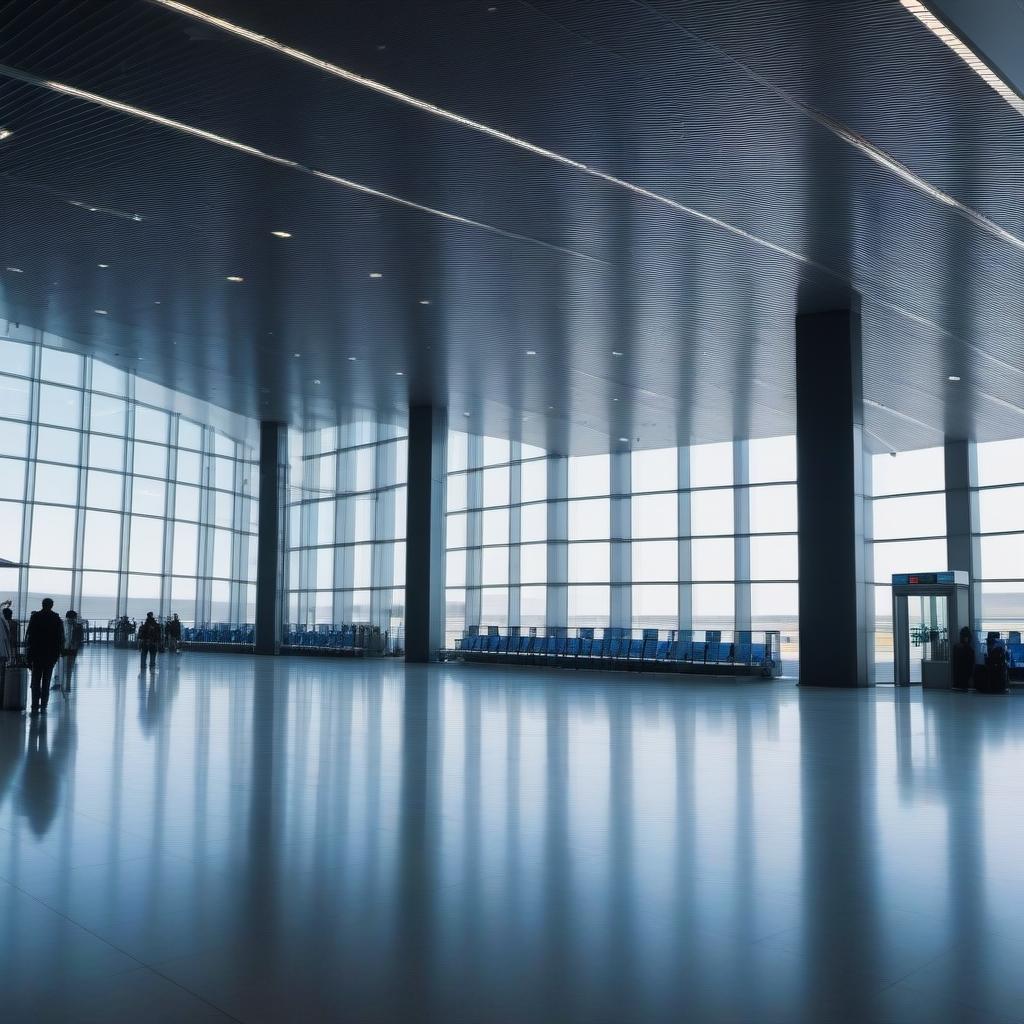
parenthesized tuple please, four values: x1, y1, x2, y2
(1, 0, 1023, 454)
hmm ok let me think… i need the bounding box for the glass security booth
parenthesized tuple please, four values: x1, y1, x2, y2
(891, 571, 970, 688)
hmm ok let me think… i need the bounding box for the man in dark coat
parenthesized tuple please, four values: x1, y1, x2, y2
(25, 598, 63, 714)
(138, 612, 162, 672)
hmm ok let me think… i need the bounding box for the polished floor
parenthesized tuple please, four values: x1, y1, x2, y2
(1, 651, 1022, 1023)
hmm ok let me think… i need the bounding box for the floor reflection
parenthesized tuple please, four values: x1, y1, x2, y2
(0, 650, 1022, 1021)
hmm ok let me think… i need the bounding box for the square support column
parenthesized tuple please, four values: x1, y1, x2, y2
(944, 439, 980, 632)
(796, 307, 870, 687)
(404, 405, 448, 662)
(255, 421, 288, 655)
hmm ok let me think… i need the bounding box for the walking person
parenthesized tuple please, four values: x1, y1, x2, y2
(138, 611, 161, 672)
(166, 612, 182, 655)
(59, 610, 84, 696)
(25, 598, 63, 714)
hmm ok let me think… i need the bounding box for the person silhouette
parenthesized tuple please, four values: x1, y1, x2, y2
(138, 612, 162, 672)
(25, 598, 62, 714)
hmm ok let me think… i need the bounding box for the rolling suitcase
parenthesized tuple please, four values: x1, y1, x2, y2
(2, 664, 28, 710)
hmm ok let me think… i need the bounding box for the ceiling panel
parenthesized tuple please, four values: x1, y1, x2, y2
(0, 0, 1022, 454)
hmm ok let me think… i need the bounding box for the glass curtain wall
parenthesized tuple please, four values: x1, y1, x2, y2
(974, 438, 1024, 636)
(0, 337, 258, 626)
(866, 446, 947, 682)
(444, 432, 799, 663)
(285, 419, 407, 647)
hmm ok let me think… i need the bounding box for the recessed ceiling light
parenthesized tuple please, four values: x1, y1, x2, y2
(5, 266, 23, 273)
(948, 375, 961, 382)
(395, 371, 404, 376)
(612, 397, 619, 402)
(293, 352, 301, 358)
(526, 350, 537, 356)
(0, 129, 12, 141)
(369, 272, 383, 279)
(226, 275, 244, 282)
(154, 300, 161, 305)
(271, 230, 292, 238)
(419, 299, 431, 305)
(94, 309, 108, 315)
(463, 411, 471, 417)
(612, 350, 623, 357)
(618, 437, 629, 443)
(347, 356, 357, 361)
(97, 263, 109, 268)
(313, 378, 321, 385)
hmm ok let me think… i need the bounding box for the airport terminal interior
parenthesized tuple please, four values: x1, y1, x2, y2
(1, 0, 1024, 1020)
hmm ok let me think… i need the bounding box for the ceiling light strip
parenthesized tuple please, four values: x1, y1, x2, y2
(897, 0, 1024, 118)
(147, 0, 844, 279)
(863, 426, 899, 454)
(805, 103, 1024, 253)
(626, 0, 1024, 253)
(975, 388, 1024, 419)
(863, 398, 943, 435)
(0, 63, 599, 265)
(152, 0, 1024, 262)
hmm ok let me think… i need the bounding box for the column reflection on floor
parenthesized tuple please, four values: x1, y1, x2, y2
(0, 651, 1022, 1022)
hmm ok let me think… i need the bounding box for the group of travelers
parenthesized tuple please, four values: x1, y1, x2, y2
(138, 611, 183, 671)
(953, 627, 1011, 694)
(0, 600, 186, 714)
(0, 598, 85, 715)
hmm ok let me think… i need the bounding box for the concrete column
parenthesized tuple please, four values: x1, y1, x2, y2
(255, 422, 287, 655)
(796, 306, 870, 687)
(404, 405, 448, 663)
(944, 439, 980, 631)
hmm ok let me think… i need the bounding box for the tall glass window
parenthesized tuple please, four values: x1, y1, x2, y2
(0, 337, 258, 626)
(974, 438, 1024, 637)
(867, 447, 946, 682)
(285, 420, 406, 648)
(445, 432, 799, 665)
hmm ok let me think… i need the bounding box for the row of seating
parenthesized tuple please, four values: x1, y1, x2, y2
(458, 633, 771, 671)
(183, 624, 254, 645)
(1000, 633, 1023, 668)
(283, 624, 387, 654)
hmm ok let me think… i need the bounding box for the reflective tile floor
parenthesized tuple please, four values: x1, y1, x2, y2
(1, 650, 1023, 1023)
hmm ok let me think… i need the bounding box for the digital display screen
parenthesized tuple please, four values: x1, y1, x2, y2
(892, 571, 956, 586)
